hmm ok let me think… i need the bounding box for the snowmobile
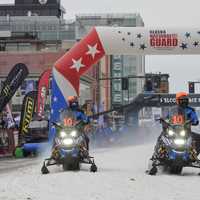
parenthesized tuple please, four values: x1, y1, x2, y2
(147, 118, 200, 175)
(41, 110, 97, 174)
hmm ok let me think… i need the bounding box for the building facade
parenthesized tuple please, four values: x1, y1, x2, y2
(0, 1, 146, 114)
(0, 0, 65, 18)
(0, 0, 95, 114)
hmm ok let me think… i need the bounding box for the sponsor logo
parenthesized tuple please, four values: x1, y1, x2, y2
(150, 30, 178, 49)
(3, 85, 10, 96)
(160, 97, 200, 104)
(22, 97, 34, 134)
(2, 69, 23, 97)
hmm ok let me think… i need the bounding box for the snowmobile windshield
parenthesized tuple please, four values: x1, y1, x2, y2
(60, 110, 77, 127)
(166, 106, 186, 125)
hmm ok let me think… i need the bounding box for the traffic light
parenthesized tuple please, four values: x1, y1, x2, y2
(145, 79, 153, 92)
(122, 78, 129, 90)
(188, 82, 195, 93)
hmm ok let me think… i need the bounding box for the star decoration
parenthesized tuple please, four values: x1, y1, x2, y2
(127, 32, 131, 35)
(180, 43, 188, 49)
(70, 57, 85, 72)
(197, 31, 200, 35)
(51, 109, 54, 114)
(122, 38, 125, 41)
(140, 44, 147, 50)
(185, 32, 191, 38)
(137, 33, 142, 38)
(130, 42, 134, 47)
(86, 44, 100, 59)
(118, 31, 122, 34)
(53, 96, 58, 102)
(193, 41, 199, 47)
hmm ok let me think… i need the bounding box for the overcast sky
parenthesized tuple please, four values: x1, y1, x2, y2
(2, 0, 200, 93)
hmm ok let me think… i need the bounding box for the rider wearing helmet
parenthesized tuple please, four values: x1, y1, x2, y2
(147, 92, 200, 174)
(67, 96, 90, 150)
(175, 92, 200, 154)
(165, 92, 200, 156)
(175, 92, 199, 125)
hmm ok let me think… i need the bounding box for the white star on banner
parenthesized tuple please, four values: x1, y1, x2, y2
(53, 96, 58, 102)
(86, 44, 100, 59)
(51, 109, 54, 114)
(70, 58, 85, 72)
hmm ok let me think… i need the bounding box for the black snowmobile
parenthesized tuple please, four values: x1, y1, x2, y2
(41, 110, 97, 174)
(147, 118, 200, 175)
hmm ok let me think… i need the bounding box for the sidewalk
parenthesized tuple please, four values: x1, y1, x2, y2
(0, 153, 13, 159)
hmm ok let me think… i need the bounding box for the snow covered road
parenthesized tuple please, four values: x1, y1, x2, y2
(0, 143, 200, 200)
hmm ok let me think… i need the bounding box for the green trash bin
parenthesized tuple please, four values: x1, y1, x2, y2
(15, 147, 24, 158)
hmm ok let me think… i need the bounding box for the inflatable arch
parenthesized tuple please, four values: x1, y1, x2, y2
(23, 27, 200, 152)
(53, 27, 200, 99)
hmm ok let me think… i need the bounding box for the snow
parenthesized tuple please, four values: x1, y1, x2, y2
(1, 141, 200, 200)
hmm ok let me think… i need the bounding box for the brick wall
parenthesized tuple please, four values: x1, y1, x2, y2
(0, 51, 96, 77)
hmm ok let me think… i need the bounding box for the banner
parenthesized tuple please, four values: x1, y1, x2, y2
(37, 69, 51, 119)
(0, 63, 29, 112)
(48, 74, 68, 142)
(19, 91, 37, 143)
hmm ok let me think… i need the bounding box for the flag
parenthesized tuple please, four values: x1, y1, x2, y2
(37, 69, 51, 119)
(49, 28, 105, 142)
(18, 91, 37, 144)
(54, 28, 105, 100)
(48, 74, 68, 142)
(0, 63, 29, 112)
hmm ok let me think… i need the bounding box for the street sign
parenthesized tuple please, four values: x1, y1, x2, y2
(154, 94, 200, 107)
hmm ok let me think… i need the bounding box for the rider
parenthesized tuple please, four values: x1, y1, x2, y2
(148, 92, 200, 174)
(161, 92, 200, 155)
(174, 92, 199, 124)
(172, 92, 200, 154)
(67, 96, 91, 150)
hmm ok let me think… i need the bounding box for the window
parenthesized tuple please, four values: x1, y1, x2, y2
(18, 43, 31, 51)
(0, 43, 5, 51)
(113, 93, 122, 103)
(6, 43, 18, 51)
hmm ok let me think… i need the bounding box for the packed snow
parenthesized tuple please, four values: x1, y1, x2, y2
(1, 128, 200, 200)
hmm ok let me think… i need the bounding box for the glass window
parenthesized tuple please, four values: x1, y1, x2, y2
(113, 93, 122, 103)
(0, 43, 5, 51)
(123, 55, 137, 76)
(113, 82, 121, 92)
(18, 43, 31, 51)
(113, 72, 121, 78)
(6, 43, 18, 51)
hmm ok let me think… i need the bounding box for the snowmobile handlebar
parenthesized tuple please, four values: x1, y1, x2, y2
(157, 118, 192, 128)
(51, 122, 63, 129)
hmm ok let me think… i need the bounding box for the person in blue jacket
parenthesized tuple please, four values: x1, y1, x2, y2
(67, 96, 90, 150)
(147, 92, 200, 174)
(170, 92, 200, 154)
